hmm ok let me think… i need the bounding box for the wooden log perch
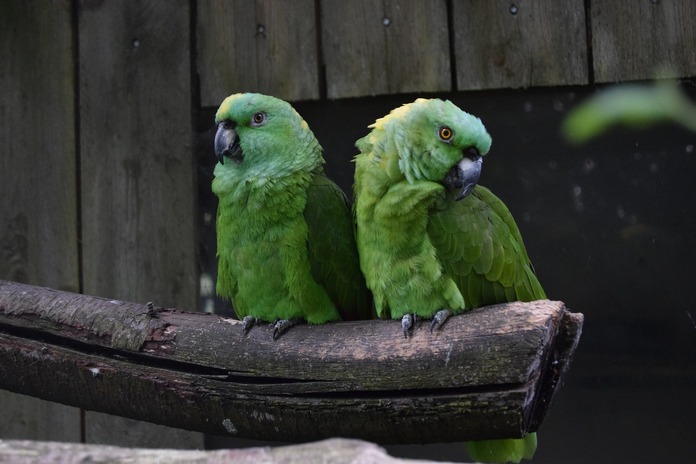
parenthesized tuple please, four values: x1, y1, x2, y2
(0, 280, 583, 444)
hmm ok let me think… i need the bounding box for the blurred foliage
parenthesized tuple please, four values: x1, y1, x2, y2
(563, 80, 696, 144)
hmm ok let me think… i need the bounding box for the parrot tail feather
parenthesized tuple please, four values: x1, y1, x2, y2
(464, 432, 537, 463)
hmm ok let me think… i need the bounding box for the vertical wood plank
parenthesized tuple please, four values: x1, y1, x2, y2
(79, 0, 197, 311)
(198, 0, 320, 106)
(78, 0, 201, 448)
(321, 0, 451, 99)
(0, 0, 79, 290)
(321, 0, 386, 99)
(383, 0, 451, 95)
(0, 0, 81, 442)
(591, 0, 696, 82)
(452, 0, 588, 89)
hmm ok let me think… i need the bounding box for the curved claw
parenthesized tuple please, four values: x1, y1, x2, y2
(273, 318, 301, 340)
(241, 316, 257, 334)
(401, 314, 415, 338)
(430, 309, 453, 332)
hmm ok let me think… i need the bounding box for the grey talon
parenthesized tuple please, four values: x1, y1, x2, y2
(430, 309, 453, 332)
(242, 316, 257, 334)
(272, 318, 300, 340)
(401, 314, 414, 338)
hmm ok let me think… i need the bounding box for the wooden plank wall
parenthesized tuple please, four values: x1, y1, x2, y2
(452, 0, 588, 89)
(1, 0, 694, 450)
(1, 0, 201, 449)
(0, 0, 82, 443)
(198, 0, 695, 104)
(78, 0, 197, 312)
(591, 0, 696, 82)
(320, 0, 451, 99)
(198, 0, 321, 103)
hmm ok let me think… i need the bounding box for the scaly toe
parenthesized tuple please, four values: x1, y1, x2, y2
(430, 309, 453, 333)
(402, 314, 415, 338)
(241, 316, 257, 334)
(273, 318, 301, 340)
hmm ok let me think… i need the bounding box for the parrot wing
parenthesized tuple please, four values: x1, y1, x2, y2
(430, 185, 544, 462)
(428, 185, 546, 309)
(304, 169, 373, 321)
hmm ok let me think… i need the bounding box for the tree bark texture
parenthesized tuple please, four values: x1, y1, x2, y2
(0, 438, 450, 464)
(0, 280, 583, 444)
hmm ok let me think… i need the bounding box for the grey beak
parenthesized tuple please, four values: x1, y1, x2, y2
(443, 148, 482, 201)
(214, 122, 243, 165)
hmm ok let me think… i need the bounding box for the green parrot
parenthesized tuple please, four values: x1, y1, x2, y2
(213, 93, 371, 339)
(353, 98, 544, 463)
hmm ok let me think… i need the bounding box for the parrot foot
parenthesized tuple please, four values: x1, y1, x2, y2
(430, 309, 453, 332)
(401, 314, 417, 338)
(241, 316, 258, 334)
(273, 318, 301, 340)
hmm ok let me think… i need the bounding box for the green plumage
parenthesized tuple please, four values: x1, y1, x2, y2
(353, 98, 544, 463)
(213, 93, 370, 326)
(429, 185, 546, 310)
(465, 434, 538, 464)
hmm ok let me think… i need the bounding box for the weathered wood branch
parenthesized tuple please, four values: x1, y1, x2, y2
(0, 280, 583, 444)
(0, 438, 430, 464)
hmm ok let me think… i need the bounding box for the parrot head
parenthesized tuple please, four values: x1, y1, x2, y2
(358, 98, 492, 200)
(213, 93, 322, 183)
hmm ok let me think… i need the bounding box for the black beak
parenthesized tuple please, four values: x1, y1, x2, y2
(214, 122, 244, 165)
(443, 147, 482, 200)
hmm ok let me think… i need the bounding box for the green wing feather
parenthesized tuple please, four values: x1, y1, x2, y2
(428, 185, 546, 309)
(304, 169, 373, 321)
(214, 203, 237, 304)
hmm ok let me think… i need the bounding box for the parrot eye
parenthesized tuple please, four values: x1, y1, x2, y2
(438, 126, 454, 142)
(251, 112, 267, 126)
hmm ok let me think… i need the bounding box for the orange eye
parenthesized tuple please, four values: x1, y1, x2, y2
(251, 112, 267, 126)
(438, 126, 453, 141)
